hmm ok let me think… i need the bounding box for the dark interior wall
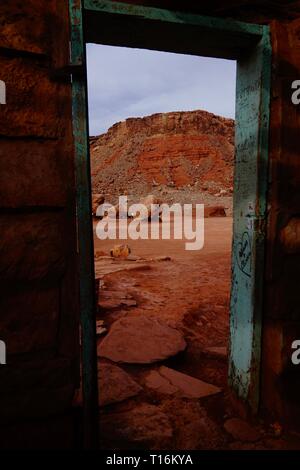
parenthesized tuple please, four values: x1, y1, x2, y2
(0, 1, 80, 448)
(261, 19, 300, 430)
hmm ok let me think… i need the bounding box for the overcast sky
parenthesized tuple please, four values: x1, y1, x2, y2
(86, 44, 236, 136)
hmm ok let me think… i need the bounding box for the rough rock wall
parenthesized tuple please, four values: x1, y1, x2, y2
(90, 110, 234, 195)
(261, 19, 300, 430)
(0, 1, 79, 448)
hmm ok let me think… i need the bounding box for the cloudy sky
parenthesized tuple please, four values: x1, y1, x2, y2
(86, 44, 236, 136)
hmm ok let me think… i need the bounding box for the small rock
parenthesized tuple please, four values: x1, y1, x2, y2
(204, 206, 226, 217)
(110, 244, 131, 259)
(150, 256, 171, 262)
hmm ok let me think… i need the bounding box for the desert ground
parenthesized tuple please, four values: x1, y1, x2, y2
(93, 216, 300, 450)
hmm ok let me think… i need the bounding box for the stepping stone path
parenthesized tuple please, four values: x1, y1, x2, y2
(98, 316, 186, 363)
(145, 366, 221, 398)
(98, 363, 142, 406)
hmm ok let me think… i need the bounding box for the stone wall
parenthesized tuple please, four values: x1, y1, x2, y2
(261, 19, 300, 430)
(0, 1, 80, 448)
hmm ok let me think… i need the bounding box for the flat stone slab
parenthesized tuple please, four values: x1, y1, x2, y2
(101, 403, 173, 447)
(95, 259, 151, 278)
(145, 366, 221, 398)
(98, 363, 142, 406)
(99, 290, 137, 310)
(98, 316, 186, 364)
(224, 418, 261, 442)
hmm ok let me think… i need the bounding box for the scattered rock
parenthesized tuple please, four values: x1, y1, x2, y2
(110, 244, 131, 259)
(224, 418, 261, 442)
(145, 366, 221, 398)
(204, 206, 226, 217)
(98, 316, 186, 363)
(150, 256, 171, 262)
(100, 403, 173, 448)
(98, 363, 142, 406)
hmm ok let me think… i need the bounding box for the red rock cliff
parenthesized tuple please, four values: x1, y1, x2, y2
(90, 110, 234, 195)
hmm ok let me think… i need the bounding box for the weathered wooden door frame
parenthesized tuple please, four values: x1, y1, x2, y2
(69, 0, 271, 447)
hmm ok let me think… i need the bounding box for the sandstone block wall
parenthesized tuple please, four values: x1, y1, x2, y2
(0, 1, 80, 448)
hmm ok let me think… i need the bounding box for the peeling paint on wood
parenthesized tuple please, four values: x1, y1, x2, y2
(229, 26, 271, 412)
(69, 0, 99, 449)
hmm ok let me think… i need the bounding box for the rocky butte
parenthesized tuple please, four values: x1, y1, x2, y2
(90, 110, 234, 202)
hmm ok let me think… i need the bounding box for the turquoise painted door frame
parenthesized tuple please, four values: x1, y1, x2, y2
(69, 0, 271, 444)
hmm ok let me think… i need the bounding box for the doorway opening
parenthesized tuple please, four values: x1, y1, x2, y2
(69, 0, 271, 449)
(88, 44, 235, 448)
